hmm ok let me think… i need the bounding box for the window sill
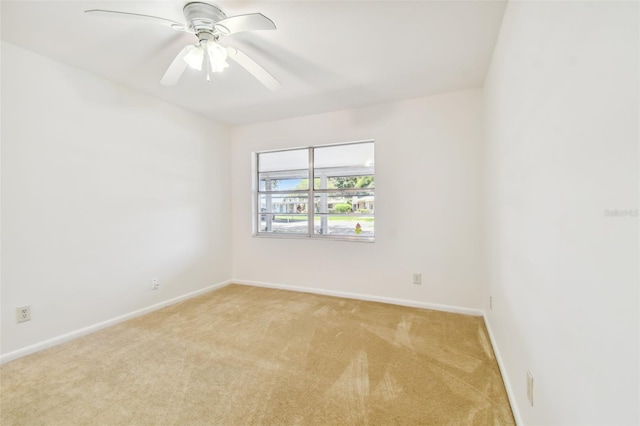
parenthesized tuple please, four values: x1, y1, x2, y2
(252, 233, 375, 243)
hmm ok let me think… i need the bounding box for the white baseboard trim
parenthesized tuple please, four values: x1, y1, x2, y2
(0, 280, 232, 365)
(232, 279, 484, 317)
(483, 313, 523, 426)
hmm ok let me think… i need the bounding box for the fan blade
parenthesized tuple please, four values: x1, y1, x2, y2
(161, 46, 190, 86)
(85, 9, 189, 32)
(215, 13, 276, 35)
(227, 47, 281, 91)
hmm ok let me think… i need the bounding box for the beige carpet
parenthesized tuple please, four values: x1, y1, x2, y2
(1, 284, 514, 425)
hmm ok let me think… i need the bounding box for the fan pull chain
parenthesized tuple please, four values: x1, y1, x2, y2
(206, 50, 211, 82)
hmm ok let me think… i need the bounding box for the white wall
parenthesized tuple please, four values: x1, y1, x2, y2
(1, 42, 232, 357)
(484, 2, 639, 425)
(231, 89, 486, 310)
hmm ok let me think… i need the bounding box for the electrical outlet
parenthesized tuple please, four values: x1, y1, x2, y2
(16, 305, 31, 323)
(526, 370, 534, 406)
(412, 273, 422, 285)
(151, 278, 160, 290)
(489, 296, 493, 310)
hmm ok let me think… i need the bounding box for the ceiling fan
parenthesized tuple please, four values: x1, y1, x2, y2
(85, 2, 281, 90)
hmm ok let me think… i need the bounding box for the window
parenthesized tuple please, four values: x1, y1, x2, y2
(255, 141, 374, 241)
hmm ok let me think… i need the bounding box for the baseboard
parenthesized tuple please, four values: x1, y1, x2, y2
(483, 312, 523, 426)
(0, 280, 233, 365)
(232, 279, 484, 317)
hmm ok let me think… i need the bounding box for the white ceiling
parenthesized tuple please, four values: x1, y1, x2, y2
(1, 0, 507, 125)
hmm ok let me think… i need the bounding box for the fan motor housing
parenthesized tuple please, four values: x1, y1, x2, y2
(183, 2, 226, 32)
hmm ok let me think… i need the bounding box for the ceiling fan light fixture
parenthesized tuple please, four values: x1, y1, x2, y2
(206, 40, 229, 73)
(183, 45, 204, 70)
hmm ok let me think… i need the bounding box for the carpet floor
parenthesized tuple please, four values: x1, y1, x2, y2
(0, 284, 515, 425)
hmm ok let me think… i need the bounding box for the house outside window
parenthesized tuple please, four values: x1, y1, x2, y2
(255, 140, 374, 241)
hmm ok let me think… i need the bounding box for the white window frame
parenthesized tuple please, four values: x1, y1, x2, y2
(253, 140, 375, 242)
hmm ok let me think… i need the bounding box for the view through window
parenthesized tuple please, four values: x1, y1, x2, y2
(255, 141, 374, 240)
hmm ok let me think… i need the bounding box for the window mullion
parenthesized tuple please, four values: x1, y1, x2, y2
(265, 177, 273, 232)
(255, 153, 260, 233)
(308, 147, 314, 237)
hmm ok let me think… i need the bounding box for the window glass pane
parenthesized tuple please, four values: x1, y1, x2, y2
(258, 149, 308, 172)
(259, 194, 309, 214)
(313, 192, 374, 214)
(314, 143, 374, 189)
(316, 175, 374, 190)
(260, 215, 309, 235)
(314, 143, 374, 169)
(314, 215, 374, 237)
(259, 175, 308, 191)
